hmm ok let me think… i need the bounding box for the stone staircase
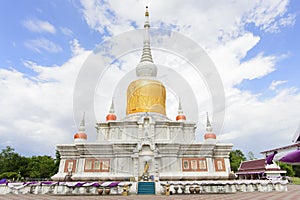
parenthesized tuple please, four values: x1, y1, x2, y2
(138, 182, 155, 194)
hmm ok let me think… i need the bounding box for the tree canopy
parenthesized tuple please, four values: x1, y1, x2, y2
(0, 146, 60, 181)
(229, 149, 246, 172)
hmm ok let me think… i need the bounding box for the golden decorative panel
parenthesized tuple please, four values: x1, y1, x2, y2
(126, 79, 166, 115)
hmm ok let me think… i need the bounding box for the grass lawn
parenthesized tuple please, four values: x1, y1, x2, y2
(291, 177, 300, 185)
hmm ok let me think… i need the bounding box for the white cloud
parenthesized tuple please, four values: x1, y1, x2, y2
(238, 54, 276, 81)
(266, 13, 296, 33)
(79, 0, 137, 37)
(209, 33, 267, 88)
(79, 0, 294, 47)
(220, 87, 300, 154)
(60, 27, 74, 36)
(23, 19, 56, 34)
(243, 1, 296, 33)
(0, 40, 91, 156)
(24, 38, 62, 53)
(70, 39, 84, 56)
(269, 80, 288, 91)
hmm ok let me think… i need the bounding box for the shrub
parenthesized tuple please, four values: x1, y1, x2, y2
(0, 172, 18, 180)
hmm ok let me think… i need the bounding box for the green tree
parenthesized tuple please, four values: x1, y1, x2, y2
(15, 156, 30, 179)
(27, 156, 56, 178)
(229, 149, 246, 172)
(293, 165, 300, 178)
(0, 172, 18, 180)
(53, 150, 61, 175)
(278, 162, 295, 177)
(0, 146, 59, 180)
(0, 146, 24, 174)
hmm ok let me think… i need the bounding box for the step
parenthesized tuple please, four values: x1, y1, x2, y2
(138, 182, 155, 195)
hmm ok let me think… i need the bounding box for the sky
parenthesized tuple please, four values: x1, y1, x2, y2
(0, 0, 299, 158)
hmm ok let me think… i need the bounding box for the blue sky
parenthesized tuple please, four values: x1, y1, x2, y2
(0, 0, 299, 158)
(0, 1, 100, 70)
(239, 1, 300, 95)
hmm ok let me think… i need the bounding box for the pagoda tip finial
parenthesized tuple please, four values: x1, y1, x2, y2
(145, 6, 149, 16)
(79, 112, 85, 132)
(109, 99, 115, 113)
(178, 98, 183, 114)
(206, 112, 210, 124)
(206, 112, 213, 132)
(106, 98, 117, 121)
(80, 112, 85, 126)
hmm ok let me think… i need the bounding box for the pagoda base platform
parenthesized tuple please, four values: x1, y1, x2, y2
(0, 180, 288, 195)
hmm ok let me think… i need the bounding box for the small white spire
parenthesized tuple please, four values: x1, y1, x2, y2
(79, 112, 85, 132)
(176, 98, 186, 121)
(109, 99, 115, 113)
(178, 98, 183, 114)
(206, 112, 213, 132)
(136, 6, 157, 78)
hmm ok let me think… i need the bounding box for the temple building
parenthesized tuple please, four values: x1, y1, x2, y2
(52, 7, 233, 188)
(261, 130, 300, 165)
(236, 159, 286, 180)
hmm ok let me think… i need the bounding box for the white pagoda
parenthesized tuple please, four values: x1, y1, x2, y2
(52, 7, 233, 185)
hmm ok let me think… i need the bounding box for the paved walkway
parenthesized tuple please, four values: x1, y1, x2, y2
(0, 185, 299, 200)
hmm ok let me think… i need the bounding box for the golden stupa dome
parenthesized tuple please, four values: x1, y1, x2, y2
(127, 79, 166, 115)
